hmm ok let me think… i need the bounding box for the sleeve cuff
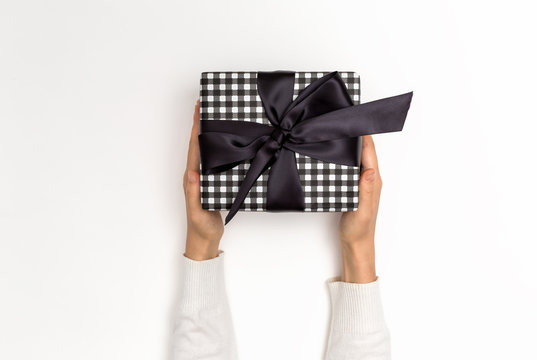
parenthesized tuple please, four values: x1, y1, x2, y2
(178, 249, 227, 312)
(326, 276, 387, 335)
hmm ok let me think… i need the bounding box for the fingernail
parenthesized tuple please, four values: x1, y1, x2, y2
(365, 170, 376, 182)
(188, 171, 196, 183)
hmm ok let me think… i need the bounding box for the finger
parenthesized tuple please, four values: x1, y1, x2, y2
(357, 167, 380, 218)
(357, 136, 381, 217)
(360, 135, 379, 174)
(186, 100, 201, 174)
(184, 169, 203, 213)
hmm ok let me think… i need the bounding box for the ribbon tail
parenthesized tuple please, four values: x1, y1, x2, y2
(266, 148, 305, 211)
(225, 139, 279, 225)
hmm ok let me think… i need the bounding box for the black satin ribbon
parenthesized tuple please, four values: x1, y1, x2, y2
(199, 71, 413, 224)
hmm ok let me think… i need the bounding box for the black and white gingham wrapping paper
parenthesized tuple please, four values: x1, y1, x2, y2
(199, 71, 361, 212)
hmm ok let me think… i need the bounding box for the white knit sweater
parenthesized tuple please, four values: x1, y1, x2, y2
(173, 250, 390, 359)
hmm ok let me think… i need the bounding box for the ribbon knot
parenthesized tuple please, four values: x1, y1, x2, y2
(199, 71, 413, 224)
(270, 127, 289, 147)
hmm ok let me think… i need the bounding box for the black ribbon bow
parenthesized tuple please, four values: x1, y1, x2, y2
(199, 71, 413, 224)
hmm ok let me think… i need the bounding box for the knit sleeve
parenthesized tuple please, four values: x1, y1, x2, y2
(172, 250, 238, 360)
(324, 277, 391, 360)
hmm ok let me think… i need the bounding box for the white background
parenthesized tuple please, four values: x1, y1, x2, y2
(1, 1, 536, 359)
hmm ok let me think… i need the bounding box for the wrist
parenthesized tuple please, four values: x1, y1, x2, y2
(184, 231, 220, 261)
(340, 240, 377, 283)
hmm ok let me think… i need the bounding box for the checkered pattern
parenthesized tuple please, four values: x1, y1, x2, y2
(199, 71, 361, 212)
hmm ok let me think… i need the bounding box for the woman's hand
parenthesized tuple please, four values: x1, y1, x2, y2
(182, 100, 224, 260)
(338, 135, 382, 283)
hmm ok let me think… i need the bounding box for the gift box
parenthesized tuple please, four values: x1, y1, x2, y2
(198, 71, 413, 224)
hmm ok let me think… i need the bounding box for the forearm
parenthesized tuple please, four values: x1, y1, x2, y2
(325, 277, 390, 360)
(325, 239, 390, 360)
(172, 250, 238, 360)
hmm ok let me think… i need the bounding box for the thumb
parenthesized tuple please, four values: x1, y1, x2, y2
(358, 168, 377, 211)
(185, 170, 202, 212)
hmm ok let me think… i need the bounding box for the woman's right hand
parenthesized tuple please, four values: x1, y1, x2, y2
(183, 100, 224, 261)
